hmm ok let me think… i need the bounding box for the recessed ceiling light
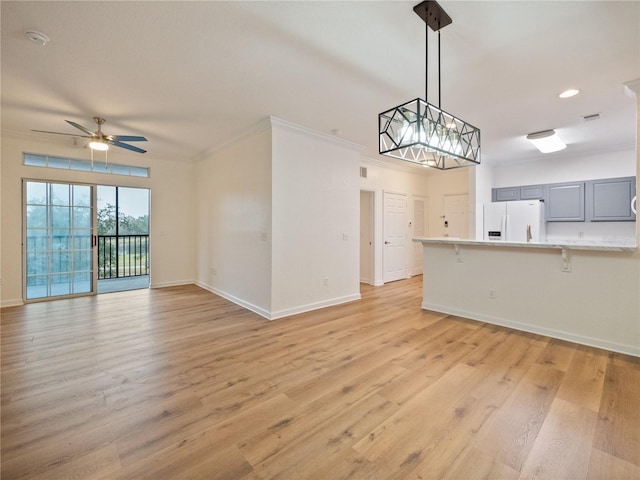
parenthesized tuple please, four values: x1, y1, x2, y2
(25, 30, 50, 46)
(558, 89, 580, 99)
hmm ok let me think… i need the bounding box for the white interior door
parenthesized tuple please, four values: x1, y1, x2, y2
(412, 196, 429, 276)
(383, 192, 408, 283)
(443, 194, 469, 239)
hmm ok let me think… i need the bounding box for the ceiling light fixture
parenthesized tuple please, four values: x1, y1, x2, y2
(526, 130, 566, 153)
(558, 89, 580, 99)
(89, 138, 109, 151)
(378, 1, 480, 170)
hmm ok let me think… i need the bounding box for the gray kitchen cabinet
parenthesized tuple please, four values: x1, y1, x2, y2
(520, 184, 544, 200)
(586, 176, 636, 221)
(546, 182, 585, 222)
(492, 187, 519, 202)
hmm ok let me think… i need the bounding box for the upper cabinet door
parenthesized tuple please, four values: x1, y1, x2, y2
(587, 177, 636, 222)
(492, 187, 519, 202)
(520, 185, 544, 200)
(546, 182, 585, 222)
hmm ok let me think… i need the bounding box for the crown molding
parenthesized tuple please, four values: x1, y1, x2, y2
(623, 78, 640, 97)
(269, 116, 364, 153)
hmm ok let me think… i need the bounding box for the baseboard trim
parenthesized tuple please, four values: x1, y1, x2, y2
(422, 302, 640, 358)
(151, 279, 195, 289)
(195, 281, 361, 321)
(195, 281, 272, 320)
(270, 293, 361, 320)
(1, 298, 24, 308)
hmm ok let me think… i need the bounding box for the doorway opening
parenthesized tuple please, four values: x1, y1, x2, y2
(97, 186, 150, 294)
(360, 190, 374, 285)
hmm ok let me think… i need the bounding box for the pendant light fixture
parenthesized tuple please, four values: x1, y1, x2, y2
(379, 1, 480, 169)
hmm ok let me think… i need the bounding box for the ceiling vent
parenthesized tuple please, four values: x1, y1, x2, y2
(360, 167, 368, 178)
(583, 113, 601, 122)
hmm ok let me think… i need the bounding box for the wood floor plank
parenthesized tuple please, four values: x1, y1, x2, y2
(2, 276, 639, 479)
(243, 393, 396, 480)
(587, 448, 640, 480)
(536, 338, 578, 372)
(556, 345, 608, 412)
(352, 363, 482, 478)
(519, 398, 598, 479)
(473, 363, 565, 473)
(447, 447, 520, 480)
(593, 363, 640, 466)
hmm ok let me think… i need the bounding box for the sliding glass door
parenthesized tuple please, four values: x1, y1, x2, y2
(24, 181, 94, 300)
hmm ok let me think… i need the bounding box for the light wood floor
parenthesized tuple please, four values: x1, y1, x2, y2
(2, 277, 639, 479)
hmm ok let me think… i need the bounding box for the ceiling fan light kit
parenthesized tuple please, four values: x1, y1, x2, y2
(378, 0, 481, 170)
(89, 138, 109, 151)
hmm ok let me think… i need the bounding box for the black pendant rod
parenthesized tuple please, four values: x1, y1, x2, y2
(425, 22, 428, 103)
(438, 30, 441, 109)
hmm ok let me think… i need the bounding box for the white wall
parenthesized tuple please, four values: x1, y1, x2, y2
(195, 117, 362, 320)
(0, 135, 196, 307)
(359, 158, 469, 285)
(468, 163, 494, 239)
(492, 149, 636, 186)
(271, 119, 362, 317)
(421, 243, 640, 356)
(195, 125, 273, 316)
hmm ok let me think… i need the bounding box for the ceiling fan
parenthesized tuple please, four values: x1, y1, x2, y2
(32, 116, 147, 153)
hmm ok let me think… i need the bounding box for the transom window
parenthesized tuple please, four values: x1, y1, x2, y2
(23, 152, 149, 178)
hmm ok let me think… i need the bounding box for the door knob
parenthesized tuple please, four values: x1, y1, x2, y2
(385, 241, 390, 244)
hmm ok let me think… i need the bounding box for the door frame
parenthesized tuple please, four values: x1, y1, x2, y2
(411, 194, 429, 276)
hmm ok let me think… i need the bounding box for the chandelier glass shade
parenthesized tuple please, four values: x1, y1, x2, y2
(379, 1, 480, 170)
(379, 98, 480, 169)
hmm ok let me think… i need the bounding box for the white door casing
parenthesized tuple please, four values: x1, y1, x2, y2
(412, 195, 429, 276)
(383, 191, 408, 283)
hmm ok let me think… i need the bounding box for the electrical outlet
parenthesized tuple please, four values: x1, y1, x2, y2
(210, 267, 217, 276)
(489, 290, 496, 299)
(324, 278, 329, 286)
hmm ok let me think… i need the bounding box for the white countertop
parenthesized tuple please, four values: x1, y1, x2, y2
(414, 237, 637, 252)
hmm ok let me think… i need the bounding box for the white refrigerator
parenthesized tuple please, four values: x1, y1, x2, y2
(483, 200, 546, 242)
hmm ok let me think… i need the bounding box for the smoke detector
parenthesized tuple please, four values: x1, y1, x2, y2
(25, 30, 50, 46)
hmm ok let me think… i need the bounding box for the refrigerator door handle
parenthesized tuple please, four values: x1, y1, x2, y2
(501, 215, 507, 241)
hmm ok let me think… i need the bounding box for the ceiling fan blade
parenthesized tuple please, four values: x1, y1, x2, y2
(108, 139, 147, 154)
(107, 135, 147, 142)
(32, 129, 91, 138)
(65, 120, 96, 136)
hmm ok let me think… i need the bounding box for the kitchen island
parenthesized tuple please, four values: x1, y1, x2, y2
(415, 237, 639, 356)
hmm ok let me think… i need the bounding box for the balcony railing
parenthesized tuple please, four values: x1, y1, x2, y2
(98, 234, 149, 279)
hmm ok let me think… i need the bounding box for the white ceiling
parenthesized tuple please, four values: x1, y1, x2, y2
(2, 1, 639, 168)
